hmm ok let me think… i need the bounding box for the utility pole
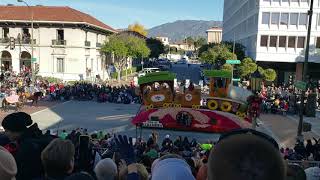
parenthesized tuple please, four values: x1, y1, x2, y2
(297, 0, 314, 142)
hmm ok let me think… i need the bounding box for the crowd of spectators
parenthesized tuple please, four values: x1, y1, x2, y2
(259, 84, 320, 115)
(0, 69, 140, 105)
(1, 112, 320, 180)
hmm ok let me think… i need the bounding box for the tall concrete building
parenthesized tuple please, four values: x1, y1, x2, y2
(222, 0, 320, 82)
(206, 27, 223, 44)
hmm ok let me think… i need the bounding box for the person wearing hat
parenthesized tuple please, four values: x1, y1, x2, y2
(2, 112, 54, 180)
(0, 146, 17, 180)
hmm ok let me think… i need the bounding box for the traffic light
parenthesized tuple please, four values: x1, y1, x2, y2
(288, 75, 293, 86)
(9, 37, 15, 50)
(233, 68, 240, 80)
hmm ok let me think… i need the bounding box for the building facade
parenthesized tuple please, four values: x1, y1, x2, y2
(206, 27, 223, 44)
(0, 5, 117, 81)
(156, 36, 170, 46)
(222, 0, 320, 81)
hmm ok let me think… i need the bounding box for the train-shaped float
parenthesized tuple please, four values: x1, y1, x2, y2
(132, 70, 253, 133)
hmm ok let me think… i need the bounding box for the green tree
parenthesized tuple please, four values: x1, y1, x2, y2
(239, 57, 257, 77)
(146, 38, 165, 58)
(102, 34, 150, 82)
(198, 41, 246, 60)
(199, 44, 234, 68)
(263, 69, 277, 82)
(194, 37, 207, 49)
(222, 63, 233, 71)
(223, 41, 246, 61)
(128, 22, 148, 36)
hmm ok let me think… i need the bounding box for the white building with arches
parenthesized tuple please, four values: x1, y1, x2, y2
(0, 5, 117, 81)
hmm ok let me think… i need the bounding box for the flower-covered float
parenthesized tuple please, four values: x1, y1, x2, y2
(132, 70, 253, 133)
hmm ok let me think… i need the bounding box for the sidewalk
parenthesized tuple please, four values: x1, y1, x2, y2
(287, 111, 320, 137)
(258, 114, 320, 148)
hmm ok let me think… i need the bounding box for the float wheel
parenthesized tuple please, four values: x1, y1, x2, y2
(207, 100, 219, 110)
(163, 103, 169, 108)
(221, 101, 232, 112)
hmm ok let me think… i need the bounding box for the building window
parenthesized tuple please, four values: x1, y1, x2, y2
(260, 35, 268, 47)
(316, 37, 320, 49)
(290, 13, 298, 25)
(269, 36, 277, 47)
(263, 0, 270, 2)
(273, 0, 280, 2)
(280, 13, 289, 25)
(57, 29, 64, 40)
(288, 36, 296, 48)
(279, 36, 287, 47)
(299, 13, 308, 25)
(262, 12, 270, 25)
(297, 37, 305, 48)
(57, 58, 64, 73)
(271, 13, 280, 25)
(2, 27, 9, 38)
(291, 0, 298, 2)
(282, 0, 288, 2)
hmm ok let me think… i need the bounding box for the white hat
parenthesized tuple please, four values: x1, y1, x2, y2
(165, 134, 170, 138)
(0, 146, 17, 180)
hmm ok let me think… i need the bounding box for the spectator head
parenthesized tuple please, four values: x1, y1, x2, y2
(165, 134, 170, 139)
(65, 172, 94, 180)
(1, 112, 33, 141)
(208, 130, 285, 180)
(151, 154, 195, 180)
(286, 164, 306, 180)
(305, 167, 320, 180)
(94, 158, 117, 180)
(119, 163, 148, 180)
(0, 146, 17, 180)
(41, 138, 75, 178)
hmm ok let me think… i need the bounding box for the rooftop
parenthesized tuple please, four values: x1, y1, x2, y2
(0, 5, 117, 33)
(206, 27, 223, 32)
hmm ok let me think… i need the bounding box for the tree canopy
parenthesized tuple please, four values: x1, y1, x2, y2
(198, 42, 245, 61)
(146, 38, 165, 58)
(102, 34, 150, 81)
(128, 23, 148, 37)
(199, 44, 235, 68)
(239, 57, 258, 77)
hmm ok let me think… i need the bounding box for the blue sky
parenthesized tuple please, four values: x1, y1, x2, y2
(2, 0, 224, 29)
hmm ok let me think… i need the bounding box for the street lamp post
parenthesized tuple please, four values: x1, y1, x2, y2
(17, 0, 35, 83)
(297, 0, 314, 142)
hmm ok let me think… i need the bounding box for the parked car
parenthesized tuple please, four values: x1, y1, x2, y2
(138, 68, 160, 77)
(176, 59, 187, 64)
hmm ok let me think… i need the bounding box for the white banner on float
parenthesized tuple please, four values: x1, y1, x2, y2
(174, 78, 178, 88)
(186, 79, 190, 88)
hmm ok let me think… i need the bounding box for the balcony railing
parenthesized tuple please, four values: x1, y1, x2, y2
(20, 38, 36, 45)
(52, 39, 66, 46)
(96, 42, 102, 47)
(85, 41, 91, 47)
(0, 38, 9, 43)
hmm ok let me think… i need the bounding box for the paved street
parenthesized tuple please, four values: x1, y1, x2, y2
(29, 101, 220, 142)
(1, 99, 319, 147)
(170, 64, 202, 84)
(259, 112, 320, 148)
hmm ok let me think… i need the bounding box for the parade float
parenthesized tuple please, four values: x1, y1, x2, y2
(132, 70, 253, 133)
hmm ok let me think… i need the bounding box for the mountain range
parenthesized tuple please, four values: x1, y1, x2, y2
(148, 20, 222, 43)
